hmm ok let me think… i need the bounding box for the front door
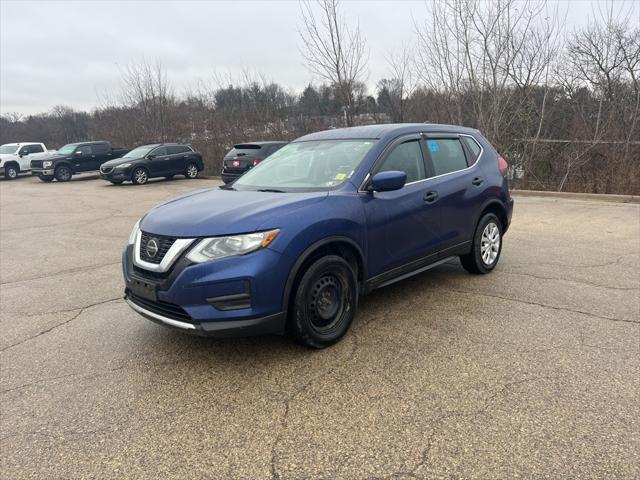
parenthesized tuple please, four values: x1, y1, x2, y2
(148, 146, 170, 176)
(361, 137, 442, 278)
(72, 145, 94, 172)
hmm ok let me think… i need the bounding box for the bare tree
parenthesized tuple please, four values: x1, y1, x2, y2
(377, 46, 416, 122)
(299, 0, 368, 126)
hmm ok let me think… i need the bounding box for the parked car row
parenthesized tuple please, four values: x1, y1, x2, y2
(0, 140, 204, 185)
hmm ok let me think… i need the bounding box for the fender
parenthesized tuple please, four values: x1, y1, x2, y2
(281, 235, 366, 313)
(473, 197, 508, 232)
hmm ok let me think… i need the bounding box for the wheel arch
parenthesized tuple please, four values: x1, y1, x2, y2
(282, 236, 366, 314)
(4, 160, 20, 172)
(475, 198, 509, 233)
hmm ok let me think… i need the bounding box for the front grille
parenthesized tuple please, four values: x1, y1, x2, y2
(140, 232, 176, 264)
(101, 166, 113, 174)
(31, 160, 43, 168)
(127, 292, 192, 322)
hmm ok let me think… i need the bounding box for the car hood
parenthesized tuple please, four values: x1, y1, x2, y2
(140, 187, 328, 237)
(37, 152, 69, 162)
(0, 153, 18, 158)
(102, 157, 141, 167)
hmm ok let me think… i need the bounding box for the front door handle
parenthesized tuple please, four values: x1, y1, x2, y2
(472, 176, 484, 186)
(423, 191, 439, 203)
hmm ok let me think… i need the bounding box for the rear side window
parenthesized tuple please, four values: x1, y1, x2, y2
(28, 144, 44, 153)
(425, 139, 468, 176)
(377, 140, 426, 184)
(461, 136, 481, 162)
(92, 143, 109, 155)
(168, 145, 189, 154)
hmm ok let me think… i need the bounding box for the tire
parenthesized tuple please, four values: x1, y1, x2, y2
(131, 167, 149, 185)
(4, 164, 19, 180)
(54, 165, 72, 182)
(185, 163, 198, 179)
(39, 175, 54, 183)
(290, 255, 358, 349)
(109, 180, 123, 185)
(460, 213, 503, 274)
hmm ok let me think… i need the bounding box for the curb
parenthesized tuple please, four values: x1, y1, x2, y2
(512, 189, 639, 204)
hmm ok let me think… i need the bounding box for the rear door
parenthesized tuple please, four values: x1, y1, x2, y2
(362, 135, 442, 277)
(91, 142, 111, 170)
(421, 134, 483, 255)
(167, 145, 189, 173)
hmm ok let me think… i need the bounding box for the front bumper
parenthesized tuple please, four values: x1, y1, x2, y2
(122, 243, 291, 337)
(100, 168, 130, 182)
(0, 166, 4, 176)
(31, 168, 54, 176)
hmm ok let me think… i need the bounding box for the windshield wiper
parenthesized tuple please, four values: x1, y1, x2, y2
(256, 188, 286, 193)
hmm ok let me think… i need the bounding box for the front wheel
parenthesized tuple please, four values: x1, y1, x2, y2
(185, 163, 198, 179)
(460, 213, 503, 274)
(39, 175, 54, 183)
(54, 165, 72, 182)
(290, 255, 358, 349)
(4, 164, 19, 180)
(131, 167, 149, 185)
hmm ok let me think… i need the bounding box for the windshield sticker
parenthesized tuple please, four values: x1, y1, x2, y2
(335, 173, 347, 180)
(427, 140, 439, 153)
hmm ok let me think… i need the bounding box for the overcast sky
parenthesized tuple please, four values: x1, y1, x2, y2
(1, 0, 636, 115)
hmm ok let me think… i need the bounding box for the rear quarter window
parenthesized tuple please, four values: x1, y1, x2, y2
(425, 138, 468, 176)
(461, 136, 482, 162)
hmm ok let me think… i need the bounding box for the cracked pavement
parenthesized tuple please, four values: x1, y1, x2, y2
(1, 175, 639, 479)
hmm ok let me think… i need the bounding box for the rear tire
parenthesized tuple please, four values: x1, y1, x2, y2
(289, 255, 358, 349)
(132, 167, 149, 185)
(460, 213, 503, 274)
(4, 164, 19, 180)
(39, 175, 54, 182)
(185, 163, 198, 179)
(54, 165, 72, 182)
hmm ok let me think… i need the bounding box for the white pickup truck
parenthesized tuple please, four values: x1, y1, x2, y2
(0, 142, 53, 180)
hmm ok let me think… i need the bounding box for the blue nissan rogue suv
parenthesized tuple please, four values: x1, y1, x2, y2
(123, 124, 513, 348)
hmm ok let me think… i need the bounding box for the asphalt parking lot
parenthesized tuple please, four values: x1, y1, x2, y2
(1, 173, 638, 479)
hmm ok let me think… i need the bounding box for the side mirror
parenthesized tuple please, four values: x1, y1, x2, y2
(19, 151, 28, 157)
(74, 150, 82, 156)
(369, 171, 407, 192)
(147, 154, 156, 160)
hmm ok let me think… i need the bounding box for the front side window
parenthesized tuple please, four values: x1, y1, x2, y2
(376, 140, 426, 184)
(425, 139, 468, 176)
(76, 145, 93, 155)
(233, 140, 375, 192)
(151, 146, 168, 156)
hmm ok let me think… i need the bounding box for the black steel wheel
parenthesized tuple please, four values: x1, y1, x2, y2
(290, 255, 357, 348)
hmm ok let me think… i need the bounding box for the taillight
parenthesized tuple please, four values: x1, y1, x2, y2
(253, 159, 261, 166)
(497, 155, 508, 175)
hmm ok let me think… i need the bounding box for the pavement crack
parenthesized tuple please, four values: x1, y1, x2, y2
(0, 262, 120, 286)
(443, 288, 639, 325)
(0, 297, 121, 353)
(502, 270, 639, 291)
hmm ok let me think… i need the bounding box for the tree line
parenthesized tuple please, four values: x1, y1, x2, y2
(1, 0, 638, 194)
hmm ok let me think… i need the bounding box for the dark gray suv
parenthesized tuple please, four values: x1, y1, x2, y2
(221, 141, 287, 183)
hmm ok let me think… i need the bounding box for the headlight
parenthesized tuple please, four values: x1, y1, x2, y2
(43, 161, 53, 168)
(128, 219, 140, 245)
(186, 229, 279, 263)
(115, 163, 131, 169)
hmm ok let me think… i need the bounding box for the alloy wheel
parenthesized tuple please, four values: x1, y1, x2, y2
(186, 164, 198, 178)
(480, 222, 500, 265)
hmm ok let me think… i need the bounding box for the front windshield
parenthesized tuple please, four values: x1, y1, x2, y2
(233, 140, 375, 191)
(57, 144, 78, 155)
(123, 145, 156, 159)
(0, 145, 18, 154)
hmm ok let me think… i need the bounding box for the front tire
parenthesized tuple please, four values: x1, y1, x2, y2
(185, 163, 198, 179)
(109, 180, 123, 185)
(460, 213, 503, 274)
(131, 167, 149, 185)
(39, 175, 54, 182)
(290, 255, 358, 349)
(54, 165, 72, 182)
(4, 164, 19, 180)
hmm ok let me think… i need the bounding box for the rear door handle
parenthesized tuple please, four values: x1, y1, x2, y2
(472, 176, 484, 186)
(423, 191, 439, 203)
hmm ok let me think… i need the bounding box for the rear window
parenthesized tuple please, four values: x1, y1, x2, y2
(234, 144, 262, 150)
(225, 145, 263, 158)
(92, 143, 110, 155)
(28, 144, 44, 153)
(168, 145, 190, 154)
(424, 138, 468, 176)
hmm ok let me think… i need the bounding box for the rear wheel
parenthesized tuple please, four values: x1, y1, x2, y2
(185, 163, 198, 179)
(460, 213, 503, 274)
(54, 165, 72, 182)
(4, 164, 19, 180)
(290, 255, 357, 349)
(132, 167, 149, 185)
(39, 175, 54, 182)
